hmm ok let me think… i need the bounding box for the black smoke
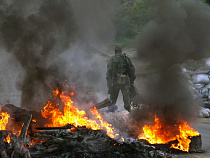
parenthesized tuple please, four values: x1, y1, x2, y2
(133, 0, 210, 124)
(0, 0, 119, 111)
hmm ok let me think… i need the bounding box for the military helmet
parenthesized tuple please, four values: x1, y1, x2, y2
(115, 44, 122, 53)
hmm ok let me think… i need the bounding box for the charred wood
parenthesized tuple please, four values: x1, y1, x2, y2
(189, 135, 202, 152)
(1, 104, 46, 129)
(94, 98, 112, 109)
(28, 126, 170, 158)
(35, 124, 74, 131)
(0, 131, 9, 158)
(11, 113, 32, 158)
(139, 135, 202, 153)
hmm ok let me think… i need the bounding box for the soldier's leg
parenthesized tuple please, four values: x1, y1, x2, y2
(106, 86, 120, 112)
(121, 82, 131, 112)
(110, 86, 120, 105)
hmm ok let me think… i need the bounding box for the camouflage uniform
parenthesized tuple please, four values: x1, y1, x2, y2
(106, 44, 136, 112)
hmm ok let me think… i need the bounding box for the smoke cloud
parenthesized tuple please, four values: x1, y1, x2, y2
(0, 0, 119, 111)
(134, 0, 210, 123)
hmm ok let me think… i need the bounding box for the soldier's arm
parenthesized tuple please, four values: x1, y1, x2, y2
(106, 58, 113, 82)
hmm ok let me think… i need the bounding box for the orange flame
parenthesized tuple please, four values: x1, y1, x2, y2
(32, 119, 37, 123)
(170, 121, 200, 152)
(12, 129, 21, 136)
(41, 85, 118, 138)
(90, 107, 117, 138)
(4, 133, 11, 143)
(31, 139, 49, 146)
(70, 127, 77, 132)
(139, 114, 199, 152)
(0, 108, 10, 130)
(0, 108, 23, 136)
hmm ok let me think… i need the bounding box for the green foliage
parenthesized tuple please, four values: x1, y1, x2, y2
(115, 0, 151, 46)
(115, 37, 134, 47)
(115, 0, 210, 46)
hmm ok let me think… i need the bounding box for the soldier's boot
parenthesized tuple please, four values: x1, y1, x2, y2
(123, 97, 131, 112)
(105, 104, 118, 112)
(108, 91, 119, 112)
(124, 105, 130, 112)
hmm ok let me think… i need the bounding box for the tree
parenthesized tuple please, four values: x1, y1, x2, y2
(115, 0, 151, 45)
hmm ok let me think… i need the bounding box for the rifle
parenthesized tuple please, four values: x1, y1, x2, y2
(129, 83, 139, 100)
(107, 57, 116, 93)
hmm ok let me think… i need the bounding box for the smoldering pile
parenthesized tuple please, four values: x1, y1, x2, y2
(0, 103, 178, 158)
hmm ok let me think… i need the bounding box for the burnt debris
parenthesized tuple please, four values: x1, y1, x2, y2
(0, 104, 203, 158)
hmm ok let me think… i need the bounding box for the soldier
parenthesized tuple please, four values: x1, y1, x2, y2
(106, 44, 136, 112)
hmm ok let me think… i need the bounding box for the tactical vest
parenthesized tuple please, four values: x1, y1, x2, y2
(112, 54, 127, 75)
(112, 53, 129, 85)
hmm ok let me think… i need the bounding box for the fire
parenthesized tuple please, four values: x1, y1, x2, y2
(32, 119, 37, 123)
(0, 108, 10, 130)
(4, 133, 11, 143)
(0, 108, 23, 137)
(12, 129, 21, 136)
(31, 139, 49, 146)
(41, 85, 118, 138)
(139, 114, 200, 152)
(70, 127, 77, 132)
(170, 121, 200, 152)
(90, 107, 116, 138)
